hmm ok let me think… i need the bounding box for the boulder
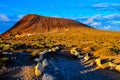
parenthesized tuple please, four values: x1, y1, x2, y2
(35, 63, 44, 76)
(42, 73, 54, 80)
(42, 59, 49, 67)
(77, 55, 84, 59)
(70, 48, 80, 56)
(83, 54, 90, 61)
(95, 58, 102, 66)
(101, 62, 113, 69)
(34, 58, 40, 62)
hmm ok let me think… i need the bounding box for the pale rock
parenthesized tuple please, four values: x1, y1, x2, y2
(42, 73, 54, 80)
(35, 63, 44, 76)
(70, 48, 79, 56)
(34, 58, 39, 62)
(39, 54, 43, 61)
(83, 54, 90, 61)
(42, 59, 48, 67)
(115, 65, 120, 72)
(95, 58, 102, 66)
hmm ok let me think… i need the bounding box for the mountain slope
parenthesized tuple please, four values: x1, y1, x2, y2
(2, 14, 92, 36)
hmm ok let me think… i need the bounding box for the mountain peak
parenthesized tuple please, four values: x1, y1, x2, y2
(2, 14, 92, 36)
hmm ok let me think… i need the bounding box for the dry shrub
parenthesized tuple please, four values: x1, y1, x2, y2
(102, 42, 112, 47)
(83, 46, 94, 53)
(94, 47, 117, 57)
(0, 57, 9, 68)
(30, 50, 40, 59)
(21, 66, 36, 80)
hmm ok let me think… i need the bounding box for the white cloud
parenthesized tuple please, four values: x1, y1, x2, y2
(93, 3, 120, 8)
(93, 3, 109, 8)
(18, 15, 24, 19)
(112, 21, 120, 24)
(0, 14, 10, 21)
(83, 14, 120, 22)
(74, 14, 120, 30)
(52, 15, 61, 18)
(104, 25, 111, 29)
(103, 14, 120, 20)
(90, 22, 101, 27)
(85, 14, 101, 24)
(93, 3, 120, 11)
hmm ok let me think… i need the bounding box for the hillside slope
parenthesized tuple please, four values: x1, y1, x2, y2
(2, 14, 92, 36)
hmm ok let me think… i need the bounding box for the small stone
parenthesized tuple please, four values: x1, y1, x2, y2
(115, 65, 120, 72)
(83, 54, 90, 61)
(42, 59, 48, 67)
(42, 73, 54, 80)
(34, 58, 39, 62)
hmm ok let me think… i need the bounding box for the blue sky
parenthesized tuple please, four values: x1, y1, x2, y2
(0, 0, 120, 34)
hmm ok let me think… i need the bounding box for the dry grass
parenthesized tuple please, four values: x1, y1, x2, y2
(94, 47, 117, 57)
(1, 27, 120, 64)
(30, 50, 40, 59)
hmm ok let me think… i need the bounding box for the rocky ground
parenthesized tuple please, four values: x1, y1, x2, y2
(0, 51, 120, 80)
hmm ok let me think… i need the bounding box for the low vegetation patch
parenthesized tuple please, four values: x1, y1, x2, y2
(94, 47, 118, 57)
(30, 50, 40, 59)
(0, 53, 10, 69)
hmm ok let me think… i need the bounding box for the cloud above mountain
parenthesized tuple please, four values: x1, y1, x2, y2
(0, 1, 120, 34)
(74, 14, 120, 31)
(92, 3, 120, 12)
(1, 13, 120, 34)
(0, 14, 10, 21)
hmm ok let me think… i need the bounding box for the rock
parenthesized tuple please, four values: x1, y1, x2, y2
(77, 55, 84, 59)
(95, 58, 102, 66)
(55, 46, 59, 50)
(83, 54, 90, 61)
(95, 59, 116, 69)
(39, 50, 48, 55)
(115, 65, 120, 72)
(35, 63, 44, 76)
(34, 58, 40, 62)
(109, 63, 116, 70)
(42, 73, 54, 80)
(70, 48, 80, 56)
(51, 48, 57, 52)
(42, 59, 48, 67)
(43, 50, 48, 54)
(39, 54, 43, 61)
(48, 49, 52, 52)
(101, 62, 112, 69)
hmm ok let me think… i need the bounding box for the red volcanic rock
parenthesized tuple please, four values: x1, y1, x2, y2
(2, 14, 92, 36)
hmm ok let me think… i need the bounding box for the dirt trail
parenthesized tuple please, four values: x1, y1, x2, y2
(0, 52, 120, 80)
(45, 53, 120, 80)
